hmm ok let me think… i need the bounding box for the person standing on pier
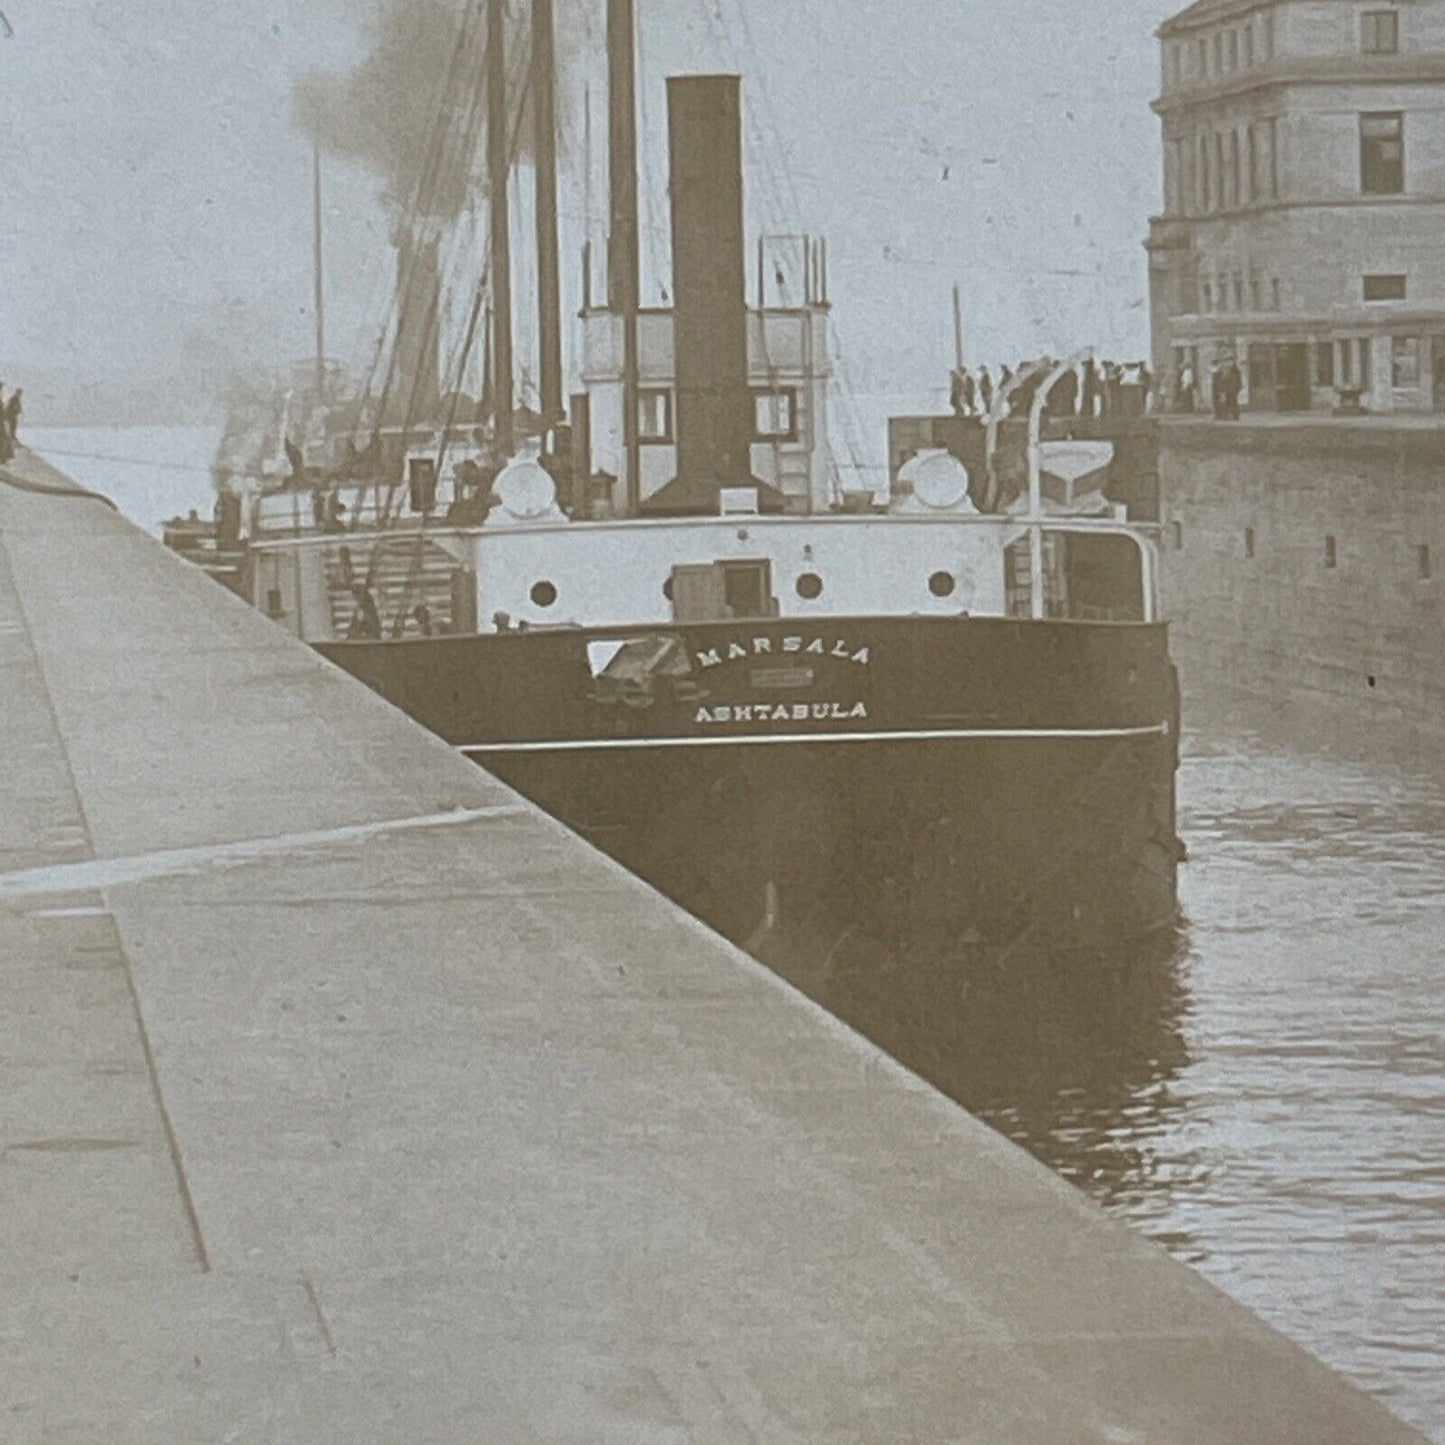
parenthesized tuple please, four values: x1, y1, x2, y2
(950, 369, 967, 416)
(1179, 360, 1196, 413)
(1054, 365, 1078, 419)
(1220, 357, 1243, 420)
(1080, 357, 1099, 418)
(978, 365, 995, 416)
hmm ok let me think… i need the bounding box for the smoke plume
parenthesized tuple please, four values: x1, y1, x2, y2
(294, 0, 489, 219)
(295, 0, 590, 221)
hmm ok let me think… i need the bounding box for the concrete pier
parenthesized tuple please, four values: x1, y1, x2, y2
(0, 450, 1428, 1442)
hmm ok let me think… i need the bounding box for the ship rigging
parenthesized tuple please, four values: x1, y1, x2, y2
(194, 0, 1182, 964)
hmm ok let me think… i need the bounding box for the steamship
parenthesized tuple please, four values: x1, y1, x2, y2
(213, 2, 1181, 957)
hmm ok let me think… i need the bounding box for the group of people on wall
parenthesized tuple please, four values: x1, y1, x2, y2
(0, 383, 24, 462)
(946, 351, 1253, 424)
(949, 357, 1154, 422)
(1173, 356, 1244, 419)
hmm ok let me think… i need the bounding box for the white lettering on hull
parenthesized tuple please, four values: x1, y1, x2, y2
(694, 701, 869, 725)
(696, 636, 871, 669)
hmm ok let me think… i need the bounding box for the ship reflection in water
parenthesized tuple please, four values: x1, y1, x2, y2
(752, 723, 1445, 1444)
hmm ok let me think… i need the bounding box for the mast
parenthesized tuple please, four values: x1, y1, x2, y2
(313, 145, 326, 400)
(488, 0, 515, 458)
(952, 282, 964, 375)
(607, 0, 641, 514)
(534, 0, 563, 428)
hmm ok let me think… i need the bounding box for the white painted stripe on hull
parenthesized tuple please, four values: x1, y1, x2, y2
(460, 722, 1171, 755)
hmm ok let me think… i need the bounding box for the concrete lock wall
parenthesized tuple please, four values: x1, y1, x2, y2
(1158, 421, 1445, 727)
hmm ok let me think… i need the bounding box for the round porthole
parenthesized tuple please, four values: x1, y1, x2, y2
(928, 570, 956, 598)
(795, 571, 824, 600)
(530, 580, 558, 608)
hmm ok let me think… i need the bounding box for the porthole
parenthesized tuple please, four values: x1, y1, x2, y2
(795, 571, 824, 600)
(928, 570, 956, 598)
(530, 580, 558, 608)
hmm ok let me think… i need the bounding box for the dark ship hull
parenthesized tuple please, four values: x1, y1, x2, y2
(319, 614, 1180, 956)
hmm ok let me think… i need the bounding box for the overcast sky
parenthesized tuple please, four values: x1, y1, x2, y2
(0, 0, 1173, 426)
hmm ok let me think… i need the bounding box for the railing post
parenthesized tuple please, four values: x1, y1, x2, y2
(1027, 349, 1094, 621)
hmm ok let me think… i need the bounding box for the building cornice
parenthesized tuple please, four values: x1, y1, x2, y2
(1153, 55, 1445, 114)
(1158, 0, 1275, 41)
(1169, 306, 1445, 339)
(1160, 415, 1445, 462)
(1148, 194, 1445, 228)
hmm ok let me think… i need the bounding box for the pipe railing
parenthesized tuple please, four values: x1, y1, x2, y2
(1026, 349, 1094, 621)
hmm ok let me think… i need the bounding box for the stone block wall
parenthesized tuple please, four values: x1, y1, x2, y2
(1158, 418, 1445, 727)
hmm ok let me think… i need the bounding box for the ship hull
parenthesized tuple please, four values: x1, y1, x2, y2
(318, 615, 1180, 955)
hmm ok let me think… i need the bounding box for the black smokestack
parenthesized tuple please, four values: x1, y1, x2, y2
(657, 75, 761, 510)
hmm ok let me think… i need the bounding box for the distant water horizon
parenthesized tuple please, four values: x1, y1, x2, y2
(27, 424, 226, 536)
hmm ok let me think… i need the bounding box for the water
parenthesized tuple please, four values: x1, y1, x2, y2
(768, 723, 1445, 1443)
(32, 426, 1445, 1440)
(24, 425, 223, 536)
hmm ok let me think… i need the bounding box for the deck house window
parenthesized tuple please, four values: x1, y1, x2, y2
(752, 388, 798, 442)
(637, 388, 673, 443)
(1361, 113, 1404, 194)
(1362, 10, 1399, 54)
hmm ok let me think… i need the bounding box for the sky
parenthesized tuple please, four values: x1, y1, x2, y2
(0, 0, 1175, 432)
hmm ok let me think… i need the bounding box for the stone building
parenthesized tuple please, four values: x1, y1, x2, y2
(1147, 0, 1445, 413)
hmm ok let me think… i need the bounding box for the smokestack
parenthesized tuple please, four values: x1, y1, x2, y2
(392, 227, 441, 420)
(671, 75, 747, 486)
(645, 75, 780, 514)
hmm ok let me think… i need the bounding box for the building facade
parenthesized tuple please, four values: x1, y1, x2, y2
(1147, 0, 1445, 413)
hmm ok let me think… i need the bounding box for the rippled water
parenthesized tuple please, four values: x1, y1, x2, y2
(1145, 735, 1444, 1440)
(767, 721, 1445, 1441)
